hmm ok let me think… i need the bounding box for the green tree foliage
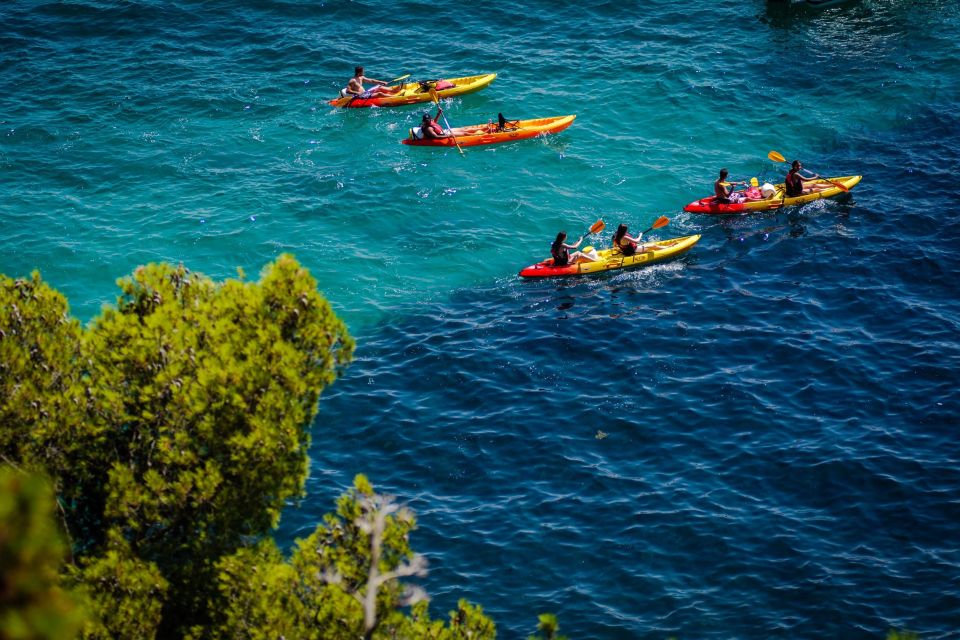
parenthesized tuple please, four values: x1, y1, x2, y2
(0, 273, 83, 470)
(1, 257, 354, 633)
(528, 613, 568, 640)
(211, 474, 496, 640)
(0, 467, 84, 640)
(75, 257, 353, 625)
(67, 527, 168, 639)
(887, 631, 920, 640)
(1, 259, 548, 639)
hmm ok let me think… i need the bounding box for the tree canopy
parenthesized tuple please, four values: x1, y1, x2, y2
(0, 258, 504, 638)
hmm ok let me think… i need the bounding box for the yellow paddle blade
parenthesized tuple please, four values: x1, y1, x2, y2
(589, 219, 605, 234)
(652, 215, 669, 229)
(389, 73, 411, 83)
(768, 150, 786, 163)
(428, 87, 439, 103)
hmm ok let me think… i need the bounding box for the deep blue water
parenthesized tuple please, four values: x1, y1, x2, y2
(2, 0, 959, 637)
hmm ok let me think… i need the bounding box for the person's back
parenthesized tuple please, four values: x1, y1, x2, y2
(785, 168, 803, 197)
(714, 178, 729, 202)
(612, 224, 637, 256)
(551, 236, 570, 266)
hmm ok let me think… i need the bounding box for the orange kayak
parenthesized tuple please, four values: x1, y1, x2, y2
(402, 115, 576, 148)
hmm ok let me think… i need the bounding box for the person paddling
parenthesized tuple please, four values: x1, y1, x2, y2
(551, 231, 597, 266)
(785, 160, 830, 197)
(421, 108, 450, 139)
(341, 66, 401, 99)
(715, 168, 747, 204)
(612, 224, 643, 256)
(612, 222, 664, 255)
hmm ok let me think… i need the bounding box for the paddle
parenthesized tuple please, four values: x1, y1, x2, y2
(636, 215, 670, 251)
(768, 150, 849, 192)
(388, 73, 411, 84)
(428, 88, 464, 156)
(584, 219, 605, 237)
(641, 215, 670, 235)
(577, 220, 606, 253)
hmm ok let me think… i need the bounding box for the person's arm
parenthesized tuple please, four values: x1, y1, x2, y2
(563, 236, 584, 249)
(362, 75, 388, 86)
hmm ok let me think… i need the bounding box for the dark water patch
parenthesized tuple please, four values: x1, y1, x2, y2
(280, 254, 960, 636)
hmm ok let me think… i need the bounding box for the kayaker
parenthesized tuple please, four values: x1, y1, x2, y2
(551, 231, 597, 266)
(421, 108, 450, 139)
(341, 66, 401, 99)
(715, 168, 747, 204)
(785, 160, 830, 197)
(612, 224, 642, 256)
(613, 224, 665, 254)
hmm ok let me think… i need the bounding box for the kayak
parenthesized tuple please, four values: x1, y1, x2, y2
(402, 115, 576, 148)
(519, 234, 701, 278)
(328, 73, 496, 108)
(683, 175, 862, 214)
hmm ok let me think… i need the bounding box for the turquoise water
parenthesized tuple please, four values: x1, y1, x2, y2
(3, 0, 960, 637)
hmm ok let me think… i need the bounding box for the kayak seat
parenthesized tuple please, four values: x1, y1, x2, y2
(496, 112, 520, 132)
(417, 79, 456, 93)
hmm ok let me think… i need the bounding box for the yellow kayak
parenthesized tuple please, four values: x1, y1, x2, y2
(519, 235, 701, 278)
(684, 175, 862, 214)
(328, 73, 497, 108)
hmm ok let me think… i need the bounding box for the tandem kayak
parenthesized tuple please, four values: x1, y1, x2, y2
(402, 115, 576, 148)
(519, 234, 701, 278)
(328, 73, 497, 108)
(683, 175, 862, 214)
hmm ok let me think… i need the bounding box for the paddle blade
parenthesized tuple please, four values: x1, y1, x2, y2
(829, 179, 850, 192)
(651, 215, 670, 229)
(589, 219, 605, 234)
(428, 87, 439, 104)
(768, 150, 786, 163)
(390, 73, 411, 83)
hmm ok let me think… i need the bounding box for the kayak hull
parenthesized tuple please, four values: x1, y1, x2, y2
(402, 115, 576, 148)
(683, 175, 862, 214)
(328, 73, 497, 108)
(519, 234, 701, 278)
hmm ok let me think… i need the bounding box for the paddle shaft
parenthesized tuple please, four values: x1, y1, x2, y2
(437, 109, 463, 155)
(768, 151, 848, 192)
(429, 90, 464, 155)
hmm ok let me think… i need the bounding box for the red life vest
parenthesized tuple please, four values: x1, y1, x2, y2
(615, 236, 637, 257)
(423, 119, 445, 137)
